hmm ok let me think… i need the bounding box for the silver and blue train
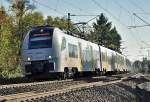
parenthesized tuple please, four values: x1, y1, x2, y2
(21, 25, 131, 78)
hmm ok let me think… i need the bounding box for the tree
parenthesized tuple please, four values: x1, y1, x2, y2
(46, 16, 72, 30)
(88, 13, 122, 53)
(23, 11, 45, 37)
(8, 0, 35, 53)
(0, 6, 21, 78)
(0, 6, 6, 43)
(0, 0, 36, 78)
(46, 16, 80, 35)
(7, 0, 35, 65)
(109, 27, 121, 52)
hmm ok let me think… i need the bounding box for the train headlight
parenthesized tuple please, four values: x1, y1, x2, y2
(27, 57, 31, 61)
(48, 55, 52, 59)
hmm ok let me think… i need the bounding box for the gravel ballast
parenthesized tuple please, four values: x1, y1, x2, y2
(32, 76, 150, 102)
(0, 74, 149, 102)
(32, 85, 136, 102)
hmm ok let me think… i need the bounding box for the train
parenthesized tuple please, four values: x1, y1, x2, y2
(21, 25, 131, 79)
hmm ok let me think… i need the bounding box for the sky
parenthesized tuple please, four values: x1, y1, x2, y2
(1, 0, 150, 62)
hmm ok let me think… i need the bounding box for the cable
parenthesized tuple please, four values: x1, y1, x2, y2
(112, 0, 150, 29)
(129, 29, 142, 47)
(92, 0, 144, 60)
(63, 0, 92, 14)
(34, 0, 64, 16)
(55, 0, 60, 11)
(133, 13, 150, 25)
(112, 0, 135, 28)
(113, 0, 131, 15)
(91, 0, 127, 27)
(71, 15, 99, 32)
(135, 12, 150, 15)
(126, 0, 150, 27)
(127, 0, 147, 13)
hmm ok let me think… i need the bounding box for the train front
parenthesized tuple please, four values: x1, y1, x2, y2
(21, 26, 55, 77)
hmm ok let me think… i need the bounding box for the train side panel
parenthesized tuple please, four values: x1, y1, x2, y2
(58, 30, 101, 73)
(100, 46, 115, 72)
(60, 32, 80, 72)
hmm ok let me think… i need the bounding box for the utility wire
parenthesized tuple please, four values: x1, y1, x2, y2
(112, 0, 150, 28)
(113, 0, 131, 15)
(92, 0, 143, 59)
(55, 0, 60, 11)
(34, 0, 64, 16)
(63, 0, 92, 14)
(127, 0, 147, 13)
(112, 0, 150, 27)
(126, 0, 150, 28)
(112, 0, 134, 28)
(71, 15, 99, 33)
(133, 13, 150, 25)
(91, 0, 127, 27)
(135, 12, 150, 15)
(85, 15, 100, 23)
(112, 1, 144, 50)
(129, 29, 143, 49)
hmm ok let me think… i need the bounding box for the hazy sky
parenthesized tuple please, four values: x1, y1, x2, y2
(1, 0, 150, 61)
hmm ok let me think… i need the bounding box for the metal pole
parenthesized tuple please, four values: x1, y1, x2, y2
(68, 13, 70, 31)
(147, 50, 150, 60)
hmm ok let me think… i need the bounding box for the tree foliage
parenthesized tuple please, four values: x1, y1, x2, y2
(0, 6, 21, 78)
(46, 16, 76, 31)
(89, 13, 122, 53)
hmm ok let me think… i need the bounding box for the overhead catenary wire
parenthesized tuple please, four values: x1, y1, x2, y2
(55, 0, 60, 11)
(112, 0, 135, 28)
(34, 0, 65, 16)
(133, 13, 150, 25)
(125, 0, 150, 28)
(112, 0, 150, 29)
(129, 29, 143, 49)
(113, 1, 144, 54)
(127, 0, 150, 25)
(92, 0, 144, 59)
(127, 0, 147, 14)
(91, 0, 128, 27)
(63, 0, 92, 14)
(71, 15, 99, 33)
(112, 0, 147, 43)
(135, 12, 150, 15)
(113, 0, 131, 15)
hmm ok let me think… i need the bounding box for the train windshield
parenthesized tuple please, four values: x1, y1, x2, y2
(29, 28, 53, 49)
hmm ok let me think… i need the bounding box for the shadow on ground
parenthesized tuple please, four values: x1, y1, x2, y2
(117, 78, 150, 102)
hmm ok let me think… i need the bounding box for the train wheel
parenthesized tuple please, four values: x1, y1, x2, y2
(95, 68, 100, 76)
(72, 68, 79, 78)
(63, 68, 69, 79)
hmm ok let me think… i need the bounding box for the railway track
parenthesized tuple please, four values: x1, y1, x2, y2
(0, 73, 136, 102)
(0, 80, 122, 102)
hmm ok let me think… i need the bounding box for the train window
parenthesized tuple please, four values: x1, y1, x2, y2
(68, 43, 78, 58)
(29, 28, 53, 49)
(61, 37, 66, 51)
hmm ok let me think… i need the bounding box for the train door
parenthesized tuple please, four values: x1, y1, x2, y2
(90, 45, 94, 71)
(60, 37, 67, 71)
(111, 52, 115, 71)
(78, 42, 83, 72)
(98, 45, 103, 72)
